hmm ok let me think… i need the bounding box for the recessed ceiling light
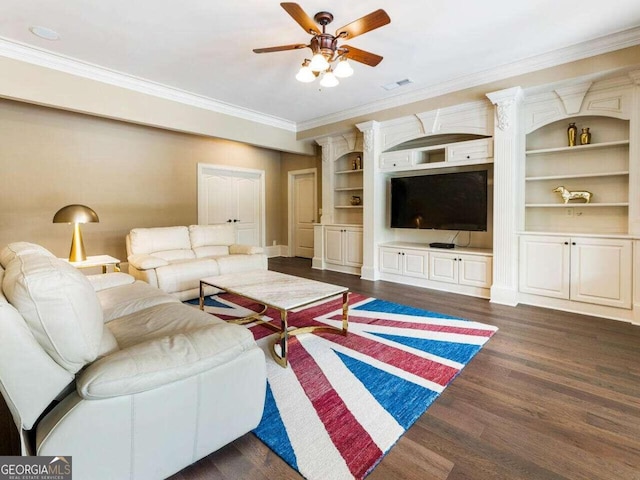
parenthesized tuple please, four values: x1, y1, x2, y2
(29, 26, 60, 41)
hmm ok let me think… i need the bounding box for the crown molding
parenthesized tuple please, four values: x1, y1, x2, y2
(297, 26, 640, 132)
(0, 36, 297, 132)
(2, 25, 640, 135)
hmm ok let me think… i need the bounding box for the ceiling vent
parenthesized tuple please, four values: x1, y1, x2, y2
(382, 78, 413, 91)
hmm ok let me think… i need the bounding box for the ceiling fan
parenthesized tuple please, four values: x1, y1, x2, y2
(253, 3, 390, 87)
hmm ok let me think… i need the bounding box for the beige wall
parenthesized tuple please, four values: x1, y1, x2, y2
(0, 56, 315, 156)
(0, 99, 315, 261)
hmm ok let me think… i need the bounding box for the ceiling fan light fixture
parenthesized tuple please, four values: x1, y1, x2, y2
(309, 53, 330, 72)
(296, 61, 316, 83)
(320, 70, 339, 88)
(253, 4, 390, 88)
(333, 58, 354, 78)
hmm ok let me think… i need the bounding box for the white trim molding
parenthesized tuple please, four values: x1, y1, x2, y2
(298, 26, 640, 132)
(0, 36, 296, 132)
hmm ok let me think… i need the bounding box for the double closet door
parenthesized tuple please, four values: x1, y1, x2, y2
(197, 165, 264, 247)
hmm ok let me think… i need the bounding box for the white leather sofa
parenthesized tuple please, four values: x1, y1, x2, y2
(126, 224, 267, 301)
(0, 242, 266, 480)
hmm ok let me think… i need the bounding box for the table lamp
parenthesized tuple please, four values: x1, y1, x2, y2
(53, 204, 99, 262)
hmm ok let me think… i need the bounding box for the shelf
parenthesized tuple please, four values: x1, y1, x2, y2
(526, 140, 629, 155)
(525, 203, 629, 208)
(335, 205, 363, 209)
(334, 187, 363, 192)
(335, 169, 363, 175)
(525, 171, 629, 181)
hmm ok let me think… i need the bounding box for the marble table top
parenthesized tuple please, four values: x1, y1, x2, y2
(201, 270, 348, 311)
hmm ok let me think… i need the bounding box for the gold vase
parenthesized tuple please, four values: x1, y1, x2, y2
(580, 127, 591, 145)
(567, 123, 578, 147)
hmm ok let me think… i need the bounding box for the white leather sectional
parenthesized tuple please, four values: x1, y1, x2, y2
(126, 224, 267, 300)
(0, 242, 266, 480)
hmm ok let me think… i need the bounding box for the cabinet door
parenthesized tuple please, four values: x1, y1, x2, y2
(324, 228, 344, 266)
(429, 252, 458, 284)
(459, 254, 492, 288)
(570, 238, 632, 309)
(447, 139, 492, 162)
(379, 151, 414, 170)
(519, 235, 570, 299)
(344, 228, 363, 267)
(380, 248, 402, 274)
(403, 250, 428, 278)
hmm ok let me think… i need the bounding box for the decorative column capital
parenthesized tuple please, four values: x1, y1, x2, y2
(355, 120, 379, 153)
(486, 87, 523, 131)
(315, 136, 332, 163)
(629, 70, 640, 86)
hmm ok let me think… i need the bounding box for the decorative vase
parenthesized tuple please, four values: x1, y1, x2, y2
(352, 157, 357, 170)
(355, 155, 362, 170)
(567, 123, 578, 147)
(580, 127, 591, 145)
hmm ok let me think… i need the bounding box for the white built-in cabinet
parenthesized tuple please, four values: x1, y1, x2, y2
(517, 75, 639, 323)
(379, 247, 428, 278)
(313, 133, 364, 275)
(519, 235, 632, 309)
(379, 138, 492, 172)
(379, 243, 493, 298)
(429, 251, 493, 289)
(324, 225, 363, 271)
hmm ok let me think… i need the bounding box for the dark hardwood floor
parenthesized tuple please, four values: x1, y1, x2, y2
(2, 257, 639, 479)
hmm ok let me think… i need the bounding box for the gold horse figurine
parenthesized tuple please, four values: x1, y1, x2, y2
(553, 186, 592, 204)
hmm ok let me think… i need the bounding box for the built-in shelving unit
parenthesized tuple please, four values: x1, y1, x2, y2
(314, 133, 364, 276)
(333, 151, 363, 224)
(524, 116, 630, 234)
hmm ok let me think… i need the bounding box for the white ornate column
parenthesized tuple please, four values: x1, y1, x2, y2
(312, 136, 334, 270)
(629, 71, 640, 324)
(356, 120, 381, 280)
(315, 136, 335, 225)
(486, 87, 524, 306)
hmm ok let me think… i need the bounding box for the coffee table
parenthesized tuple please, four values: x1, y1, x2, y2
(199, 270, 349, 367)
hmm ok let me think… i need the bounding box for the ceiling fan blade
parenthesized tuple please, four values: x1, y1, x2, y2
(253, 44, 308, 53)
(341, 45, 383, 67)
(281, 2, 321, 35)
(335, 9, 390, 40)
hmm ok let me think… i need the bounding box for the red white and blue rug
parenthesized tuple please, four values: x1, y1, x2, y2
(190, 292, 498, 480)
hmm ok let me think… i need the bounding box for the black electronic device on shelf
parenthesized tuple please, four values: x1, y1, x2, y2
(429, 242, 455, 249)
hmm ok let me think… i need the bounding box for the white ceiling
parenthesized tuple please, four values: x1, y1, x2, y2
(2, 0, 640, 130)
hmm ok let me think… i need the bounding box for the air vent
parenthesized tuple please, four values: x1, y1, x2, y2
(382, 78, 413, 91)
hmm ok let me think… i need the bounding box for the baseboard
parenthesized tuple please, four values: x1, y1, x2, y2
(489, 285, 519, 306)
(360, 266, 379, 281)
(265, 245, 289, 257)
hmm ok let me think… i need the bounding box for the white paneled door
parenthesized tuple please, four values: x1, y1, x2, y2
(197, 164, 265, 247)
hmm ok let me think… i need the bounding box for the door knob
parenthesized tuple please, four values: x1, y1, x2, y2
(227, 219, 232, 223)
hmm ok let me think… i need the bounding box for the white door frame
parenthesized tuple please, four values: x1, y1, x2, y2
(197, 163, 266, 247)
(288, 168, 318, 257)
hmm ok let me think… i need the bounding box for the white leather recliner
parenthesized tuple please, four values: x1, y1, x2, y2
(0, 242, 266, 480)
(126, 224, 268, 301)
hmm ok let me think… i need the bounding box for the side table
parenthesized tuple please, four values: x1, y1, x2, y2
(65, 255, 121, 273)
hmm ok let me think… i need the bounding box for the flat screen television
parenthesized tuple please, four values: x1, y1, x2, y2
(390, 170, 488, 231)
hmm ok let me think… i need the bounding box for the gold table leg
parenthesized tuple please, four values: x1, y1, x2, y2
(270, 291, 349, 368)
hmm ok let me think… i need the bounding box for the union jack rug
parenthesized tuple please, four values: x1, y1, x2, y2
(191, 292, 498, 480)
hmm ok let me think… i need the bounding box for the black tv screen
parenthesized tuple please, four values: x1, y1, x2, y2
(390, 170, 488, 231)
